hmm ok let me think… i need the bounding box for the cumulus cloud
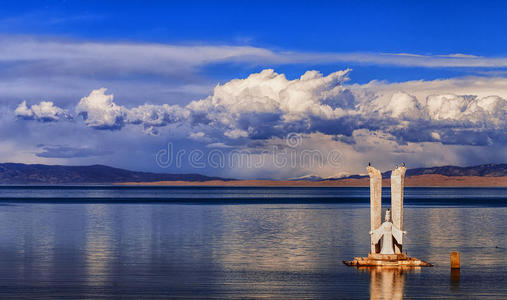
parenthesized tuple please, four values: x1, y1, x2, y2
(15, 100, 69, 122)
(75, 88, 126, 130)
(62, 69, 353, 139)
(126, 103, 188, 133)
(368, 92, 423, 120)
(14, 69, 507, 149)
(13, 101, 33, 119)
(187, 69, 353, 139)
(75, 88, 188, 133)
(346, 78, 507, 145)
(185, 70, 507, 146)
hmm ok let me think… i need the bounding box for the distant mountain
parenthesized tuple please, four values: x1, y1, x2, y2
(288, 174, 325, 182)
(306, 163, 507, 181)
(382, 163, 507, 178)
(0, 163, 230, 184)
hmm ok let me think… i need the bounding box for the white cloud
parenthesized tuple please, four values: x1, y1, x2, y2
(366, 92, 423, 120)
(356, 76, 507, 101)
(274, 51, 507, 68)
(426, 94, 469, 120)
(14, 101, 33, 119)
(357, 82, 507, 128)
(431, 132, 441, 140)
(3, 37, 507, 81)
(187, 70, 507, 146)
(126, 104, 188, 128)
(0, 37, 276, 78)
(76, 88, 126, 130)
(224, 129, 249, 139)
(189, 132, 211, 142)
(75, 88, 189, 132)
(206, 142, 234, 148)
(15, 100, 69, 122)
(188, 69, 352, 139)
(16, 69, 507, 148)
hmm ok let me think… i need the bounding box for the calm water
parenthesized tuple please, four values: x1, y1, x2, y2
(0, 187, 506, 299)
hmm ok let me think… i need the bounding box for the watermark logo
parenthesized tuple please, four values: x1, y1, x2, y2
(155, 133, 342, 170)
(286, 132, 303, 148)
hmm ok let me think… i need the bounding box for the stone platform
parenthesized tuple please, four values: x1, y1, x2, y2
(343, 253, 433, 267)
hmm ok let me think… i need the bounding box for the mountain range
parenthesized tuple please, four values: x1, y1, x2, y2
(381, 163, 507, 178)
(0, 163, 229, 184)
(289, 164, 507, 182)
(0, 162, 506, 185)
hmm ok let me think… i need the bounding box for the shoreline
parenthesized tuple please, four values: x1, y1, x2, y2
(116, 174, 507, 187)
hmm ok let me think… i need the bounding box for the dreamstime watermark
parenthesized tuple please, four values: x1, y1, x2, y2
(155, 133, 343, 169)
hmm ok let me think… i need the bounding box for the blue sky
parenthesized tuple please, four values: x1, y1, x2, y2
(3, 1, 506, 53)
(3, 0, 507, 83)
(2, 1, 507, 178)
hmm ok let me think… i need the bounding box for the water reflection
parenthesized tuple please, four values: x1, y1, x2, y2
(450, 268, 460, 291)
(360, 267, 418, 300)
(84, 204, 115, 287)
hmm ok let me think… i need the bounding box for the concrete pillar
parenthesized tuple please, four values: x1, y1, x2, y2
(367, 166, 382, 253)
(391, 166, 406, 253)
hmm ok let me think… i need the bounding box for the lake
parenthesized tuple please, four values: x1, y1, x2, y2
(0, 186, 505, 298)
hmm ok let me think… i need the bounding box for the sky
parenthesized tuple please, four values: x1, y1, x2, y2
(1, 0, 507, 179)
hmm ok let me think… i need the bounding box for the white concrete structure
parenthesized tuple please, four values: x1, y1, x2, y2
(344, 163, 433, 267)
(390, 165, 406, 253)
(367, 166, 382, 253)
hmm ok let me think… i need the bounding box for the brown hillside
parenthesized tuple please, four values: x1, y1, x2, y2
(117, 174, 507, 187)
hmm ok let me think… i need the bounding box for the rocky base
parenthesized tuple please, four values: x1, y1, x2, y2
(343, 253, 433, 267)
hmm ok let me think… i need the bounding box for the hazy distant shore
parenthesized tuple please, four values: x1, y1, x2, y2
(117, 174, 507, 187)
